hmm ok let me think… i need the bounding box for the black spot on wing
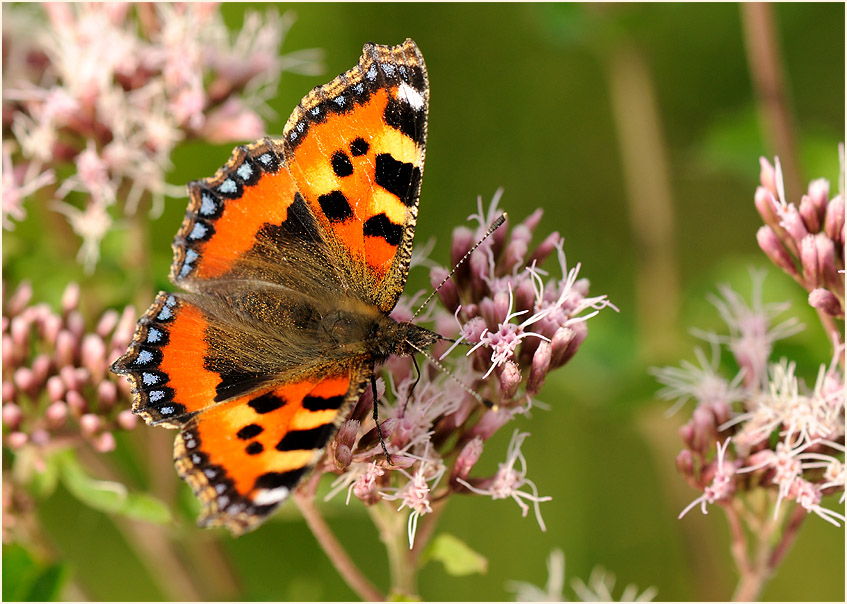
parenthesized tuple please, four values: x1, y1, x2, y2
(350, 137, 370, 157)
(254, 468, 308, 491)
(331, 151, 354, 177)
(374, 154, 421, 208)
(276, 425, 334, 452)
(302, 394, 345, 411)
(318, 190, 353, 223)
(237, 424, 263, 440)
(245, 442, 264, 456)
(248, 392, 287, 414)
(363, 213, 402, 246)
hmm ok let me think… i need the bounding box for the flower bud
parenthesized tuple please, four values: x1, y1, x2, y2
(2, 335, 16, 368)
(97, 380, 118, 409)
(502, 225, 531, 273)
(7, 432, 28, 450)
(527, 340, 551, 396)
(41, 313, 62, 347)
(66, 311, 85, 339)
(94, 431, 116, 453)
(756, 226, 797, 275)
(814, 233, 841, 294)
(798, 195, 821, 233)
(431, 266, 460, 313)
(13, 368, 36, 398)
(117, 409, 138, 431)
(2, 381, 16, 405)
(676, 449, 695, 478)
(31, 354, 51, 385)
(451, 436, 484, 483)
(79, 413, 102, 437)
(6, 281, 33, 317)
(690, 406, 716, 455)
(498, 361, 521, 400)
(55, 330, 77, 367)
(45, 401, 68, 428)
(824, 195, 845, 247)
(808, 288, 843, 317)
(807, 177, 830, 211)
(333, 420, 360, 470)
(2, 402, 23, 430)
(10, 316, 31, 350)
(66, 390, 87, 416)
(81, 334, 107, 382)
(468, 408, 510, 441)
(781, 204, 808, 244)
(754, 186, 779, 228)
(527, 231, 562, 268)
(799, 234, 820, 287)
(759, 157, 777, 195)
(30, 429, 50, 446)
(450, 226, 475, 273)
(61, 283, 80, 315)
(96, 309, 120, 338)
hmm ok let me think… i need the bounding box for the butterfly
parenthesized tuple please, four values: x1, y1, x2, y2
(111, 39, 442, 535)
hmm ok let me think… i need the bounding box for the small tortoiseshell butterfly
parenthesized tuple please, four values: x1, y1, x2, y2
(112, 39, 442, 535)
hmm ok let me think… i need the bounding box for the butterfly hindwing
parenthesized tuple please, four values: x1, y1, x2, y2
(174, 363, 372, 535)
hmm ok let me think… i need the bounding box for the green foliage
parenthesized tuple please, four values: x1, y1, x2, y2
(2, 544, 70, 602)
(423, 533, 489, 577)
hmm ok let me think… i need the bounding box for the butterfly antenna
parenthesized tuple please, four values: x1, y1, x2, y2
(405, 340, 499, 412)
(411, 213, 507, 320)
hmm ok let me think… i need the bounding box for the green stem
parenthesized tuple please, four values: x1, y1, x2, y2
(369, 501, 418, 600)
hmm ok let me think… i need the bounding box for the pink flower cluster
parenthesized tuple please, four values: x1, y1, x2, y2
(2, 281, 138, 457)
(316, 193, 614, 546)
(755, 148, 845, 318)
(2, 3, 320, 271)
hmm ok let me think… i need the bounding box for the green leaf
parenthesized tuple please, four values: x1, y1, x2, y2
(58, 450, 172, 525)
(2, 544, 70, 601)
(422, 533, 488, 577)
(12, 446, 60, 499)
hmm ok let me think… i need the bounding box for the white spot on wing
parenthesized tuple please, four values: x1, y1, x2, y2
(253, 487, 290, 506)
(397, 82, 425, 111)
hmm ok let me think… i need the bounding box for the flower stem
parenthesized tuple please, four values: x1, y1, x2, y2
(369, 501, 418, 599)
(293, 492, 384, 602)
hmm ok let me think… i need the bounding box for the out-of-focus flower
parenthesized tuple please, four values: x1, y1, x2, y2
(2, 281, 138, 460)
(755, 147, 845, 319)
(2, 2, 323, 270)
(654, 277, 845, 527)
(507, 548, 658, 602)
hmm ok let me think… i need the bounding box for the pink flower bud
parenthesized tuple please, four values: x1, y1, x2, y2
(431, 267, 460, 313)
(691, 406, 716, 455)
(450, 226, 475, 274)
(2, 402, 23, 430)
(679, 422, 695, 450)
(117, 409, 138, 431)
(2, 382, 16, 405)
(31, 354, 51, 385)
(97, 380, 118, 409)
(66, 390, 87, 416)
(46, 375, 65, 402)
(754, 186, 779, 227)
(452, 436, 484, 483)
(498, 360, 521, 400)
(527, 340, 552, 396)
(2, 335, 16, 368)
(41, 313, 63, 347)
(66, 311, 85, 339)
(798, 195, 821, 233)
(807, 177, 830, 210)
(55, 330, 77, 367)
(14, 368, 35, 397)
(527, 231, 562, 268)
(10, 316, 31, 350)
(61, 283, 80, 315)
(676, 449, 695, 478)
(502, 226, 531, 273)
(799, 234, 820, 287)
(94, 431, 116, 453)
(59, 366, 81, 391)
(808, 288, 843, 317)
(199, 99, 263, 144)
(520, 208, 544, 232)
(6, 281, 33, 317)
(7, 431, 28, 449)
(759, 157, 777, 194)
(814, 233, 841, 294)
(334, 444, 353, 470)
(468, 408, 510, 441)
(96, 309, 120, 338)
(551, 322, 587, 368)
(110, 306, 137, 351)
(756, 226, 797, 275)
(824, 195, 845, 247)
(81, 334, 107, 382)
(45, 401, 68, 428)
(79, 413, 101, 437)
(780, 204, 808, 244)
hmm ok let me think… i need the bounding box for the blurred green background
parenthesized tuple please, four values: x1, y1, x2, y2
(5, 2, 845, 601)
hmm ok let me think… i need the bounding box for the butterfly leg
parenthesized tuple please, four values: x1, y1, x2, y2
(402, 354, 422, 416)
(371, 375, 393, 465)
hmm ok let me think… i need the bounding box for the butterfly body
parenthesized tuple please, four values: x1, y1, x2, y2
(112, 39, 434, 535)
